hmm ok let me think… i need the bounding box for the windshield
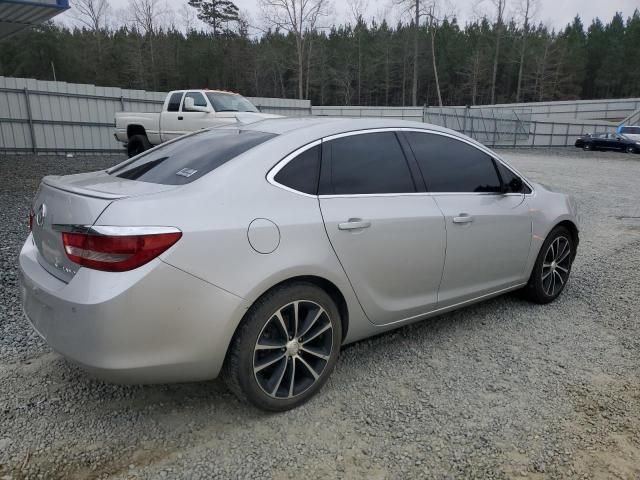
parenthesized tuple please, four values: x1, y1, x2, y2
(206, 92, 259, 113)
(621, 126, 640, 135)
(110, 129, 276, 185)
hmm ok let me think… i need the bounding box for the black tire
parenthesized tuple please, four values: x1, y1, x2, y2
(626, 146, 635, 154)
(583, 143, 592, 151)
(127, 134, 151, 158)
(523, 226, 575, 304)
(222, 282, 342, 412)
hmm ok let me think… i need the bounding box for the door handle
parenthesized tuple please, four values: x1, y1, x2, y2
(453, 214, 474, 224)
(338, 219, 371, 231)
(178, 116, 184, 120)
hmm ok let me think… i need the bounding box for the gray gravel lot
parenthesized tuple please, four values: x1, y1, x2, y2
(1, 149, 639, 480)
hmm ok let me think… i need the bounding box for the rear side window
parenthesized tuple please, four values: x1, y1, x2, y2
(274, 145, 320, 195)
(320, 132, 415, 195)
(405, 132, 501, 193)
(621, 126, 640, 135)
(167, 92, 183, 112)
(111, 129, 276, 185)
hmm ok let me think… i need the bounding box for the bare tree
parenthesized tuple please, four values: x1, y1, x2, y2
(488, 0, 506, 105)
(394, 0, 442, 106)
(259, 0, 330, 100)
(393, 0, 421, 106)
(426, 5, 442, 106)
(71, 0, 110, 31)
(70, 0, 110, 81)
(347, 0, 369, 104)
(515, 0, 537, 102)
(128, 0, 170, 89)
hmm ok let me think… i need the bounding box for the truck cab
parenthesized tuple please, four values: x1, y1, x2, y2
(115, 90, 280, 157)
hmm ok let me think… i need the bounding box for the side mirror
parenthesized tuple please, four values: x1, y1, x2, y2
(183, 97, 211, 113)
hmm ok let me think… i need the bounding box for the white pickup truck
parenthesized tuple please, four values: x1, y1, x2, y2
(114, 90, 281, 157)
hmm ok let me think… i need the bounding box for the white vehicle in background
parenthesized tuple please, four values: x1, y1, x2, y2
(114, 90, 281, 157)
(619, 125, 640, 142)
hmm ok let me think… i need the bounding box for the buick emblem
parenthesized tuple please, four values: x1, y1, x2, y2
(36, 203, 47, 227)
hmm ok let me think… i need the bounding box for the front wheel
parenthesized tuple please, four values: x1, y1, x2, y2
(523, 226, 575, 304)
(626, 146, 635, 154)
(583, 143, 592, 151)
(222, 282, 342, 411)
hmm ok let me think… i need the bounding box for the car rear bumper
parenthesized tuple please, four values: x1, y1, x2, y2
(19, 234, 248, 384)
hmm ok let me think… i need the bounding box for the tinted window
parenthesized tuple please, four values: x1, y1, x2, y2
(496, 161, 531, 194)
(111, 129, 276, 185)
(321, 132, 415, 195)
(621, 126, 640, 135)
(183, 92, 207, 111)
(405, 132, 501, 193)
(167, 92, 183, 112)
(274, 145, 320, 195)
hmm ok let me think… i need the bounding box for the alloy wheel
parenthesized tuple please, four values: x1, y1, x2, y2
(541, 236, 571, 297)
(253, 300, 333, 399)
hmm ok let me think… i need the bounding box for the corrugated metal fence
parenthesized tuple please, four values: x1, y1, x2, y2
(0, 76, 311, 153)
(0, 76, 629, 153)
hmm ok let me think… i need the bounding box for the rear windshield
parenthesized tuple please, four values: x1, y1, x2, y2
(621, 126, 640, 135)
(111, 129, 276, 185)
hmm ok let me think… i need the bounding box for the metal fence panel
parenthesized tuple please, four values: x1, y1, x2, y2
(0, 76, 312, 153)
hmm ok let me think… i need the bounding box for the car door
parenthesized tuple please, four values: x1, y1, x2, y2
(159, 91, 185, 142)
(596, 133, 613, 150)
(318, 130, 446, 326)
(403, 131, 532, 306)
(179, 91, 218, 133)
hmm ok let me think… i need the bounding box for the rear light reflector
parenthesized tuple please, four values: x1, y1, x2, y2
(61, 227, 182, 272)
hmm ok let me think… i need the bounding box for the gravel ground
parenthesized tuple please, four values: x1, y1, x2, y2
(0, 149, 639, 480)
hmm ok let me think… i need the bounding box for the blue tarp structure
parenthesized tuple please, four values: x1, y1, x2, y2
(0, 0, 69, 39)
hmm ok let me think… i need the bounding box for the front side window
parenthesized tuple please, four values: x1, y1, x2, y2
(182, 92, 208, 111)
(405, 132, 501, 193)
(320, 132, 416, 195)
(621, 126, 640, 135)
(496, 162, 531, 194)
(167, 92, 183, 112)
(111, 129, 276, 185)
(274, 145, 320, 195)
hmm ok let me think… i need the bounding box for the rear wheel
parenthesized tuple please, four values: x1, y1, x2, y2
(523, 226, 574, 304)
(222, 282, 342, 411)
(127, 134, 151, 158)
(626, 145, 635, 154)
(583, 143, 592, 151)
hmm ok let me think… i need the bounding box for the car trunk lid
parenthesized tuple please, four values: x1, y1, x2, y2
(31, 171, 176, 282)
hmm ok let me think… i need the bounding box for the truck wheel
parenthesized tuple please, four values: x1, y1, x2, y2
(127, 134, 151, 158)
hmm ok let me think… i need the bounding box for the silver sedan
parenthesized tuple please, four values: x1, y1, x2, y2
(20, 118, 579, 411)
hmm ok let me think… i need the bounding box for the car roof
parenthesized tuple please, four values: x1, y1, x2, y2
(240, 116, 465, 140)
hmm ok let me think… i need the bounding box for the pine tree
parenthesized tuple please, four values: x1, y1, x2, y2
(188, 0, 239, 36)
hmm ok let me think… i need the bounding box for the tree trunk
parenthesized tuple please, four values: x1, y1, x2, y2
(490, 0, 504, 105)
(297, 36, 304, 99)
(516, 0, 531, 102)
(412, 0, 420, 106)
(430, 18, 442, 107)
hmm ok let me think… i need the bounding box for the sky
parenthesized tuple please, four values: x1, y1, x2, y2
(57, 0, 639, 33)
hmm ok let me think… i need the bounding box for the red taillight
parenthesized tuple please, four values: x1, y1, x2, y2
(62, 230, 182, 272)
(29, 209, 34, 231)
